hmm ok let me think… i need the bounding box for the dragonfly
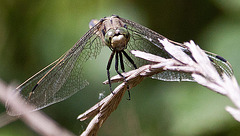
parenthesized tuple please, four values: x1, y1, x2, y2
(6, 15, 233, 115)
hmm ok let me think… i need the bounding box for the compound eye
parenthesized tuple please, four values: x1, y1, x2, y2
(104, 29, 115, 46)
(117, 27, 130, 40)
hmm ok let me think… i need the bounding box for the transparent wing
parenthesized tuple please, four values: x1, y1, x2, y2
(205, 51, 233, 77)
(7, 21, 104, 114)
(119, 17, 233, 81)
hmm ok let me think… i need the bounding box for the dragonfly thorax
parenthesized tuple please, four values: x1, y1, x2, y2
(104, 27, 130, 51)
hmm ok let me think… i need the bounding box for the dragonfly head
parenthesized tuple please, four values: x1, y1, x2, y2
(104, 27, 130, 51)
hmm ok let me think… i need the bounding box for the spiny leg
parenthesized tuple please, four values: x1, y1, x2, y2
(117, 52, 131, 100)
(119, 52, 125, 72)
(122, 50, 137, 69)
(121, 51, 138, 100)
(115, 52, 125, 79)
(107, 50, 116, 94)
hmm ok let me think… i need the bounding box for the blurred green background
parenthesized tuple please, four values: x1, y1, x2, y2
(1, 0, 240, 135)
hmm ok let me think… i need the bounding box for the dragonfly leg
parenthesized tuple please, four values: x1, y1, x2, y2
(115, 52, 126, 80)
(127, 87, 131, 100)
(107, 51, 115, 94)
(119, 52, 125, 72)
(118, 51, 131, 100)
(122, 50, 137, 69)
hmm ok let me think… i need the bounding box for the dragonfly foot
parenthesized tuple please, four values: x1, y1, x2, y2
(126, 86, 131, 100)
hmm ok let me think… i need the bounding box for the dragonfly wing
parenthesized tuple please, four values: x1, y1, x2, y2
(7, 21, 104, 113)
(119, 17, 193, 81)
(205, 51, 233, 77)
(119, 17, 233, 81)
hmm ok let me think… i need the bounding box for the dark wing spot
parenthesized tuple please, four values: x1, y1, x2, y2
(216, 55, 227, 62)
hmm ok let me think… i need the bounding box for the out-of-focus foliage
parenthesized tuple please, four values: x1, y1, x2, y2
(0, 0, 240, 135)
